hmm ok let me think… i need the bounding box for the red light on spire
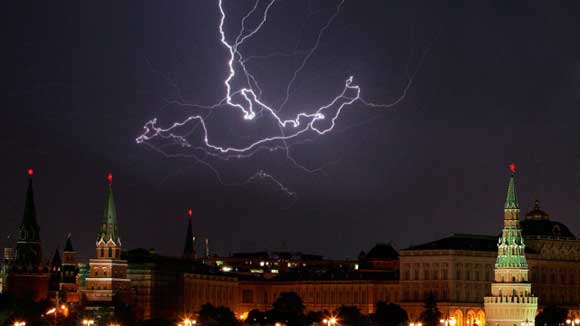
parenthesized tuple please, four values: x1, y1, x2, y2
(107, 173, 113, 184)
(27, 168, 34, 177)
(509, 162, 516, 173)
(187, 209, 193, 217)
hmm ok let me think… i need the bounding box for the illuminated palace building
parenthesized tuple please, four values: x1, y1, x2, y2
(3, 167, 580, 325)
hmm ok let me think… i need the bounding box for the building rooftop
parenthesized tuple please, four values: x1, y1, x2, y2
(405, 233, 499, 252)
(364, 243, 399, 260)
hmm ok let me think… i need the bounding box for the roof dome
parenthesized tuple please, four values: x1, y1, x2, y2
(520, 219, 576, 239)
(524, 200, 550, 221)
(520, 200, 576, 239)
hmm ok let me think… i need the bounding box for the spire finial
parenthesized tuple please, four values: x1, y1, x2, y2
(107, 172, 113, 185)
(187, 208, 193, 217)
(504, 164, 519, 210)
(27, 168, 34, 177)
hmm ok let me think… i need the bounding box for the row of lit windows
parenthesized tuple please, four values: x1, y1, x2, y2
(402, 268, 495, 282)
(535, 287, 580, 305)
(91, 266, 125, 278)
(185, 285, 234, 309)
(531, 268, 580, 285)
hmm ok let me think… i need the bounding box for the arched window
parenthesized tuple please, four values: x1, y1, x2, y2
(100, 248, 104, 257)
(108, 247, 113, 258)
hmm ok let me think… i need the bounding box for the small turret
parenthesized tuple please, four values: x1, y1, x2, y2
(62, 234, 78, 284)
(1, 236, 14, 293)
(48, 249, 62, 294)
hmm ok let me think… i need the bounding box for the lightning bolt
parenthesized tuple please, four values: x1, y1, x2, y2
(137, 0, 426, 197)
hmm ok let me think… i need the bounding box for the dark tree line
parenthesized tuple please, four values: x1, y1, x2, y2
(243, 291, 409, 326)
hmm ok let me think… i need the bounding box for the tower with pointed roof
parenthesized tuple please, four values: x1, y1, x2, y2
(48, 248, 62, 300)
(484, 164, 537, 326)
(62, 234, 78, 283)
(182, 211, 196, 260)
(5, 169, 49, 301)
(83, 173, 130, 305)
(60, 234, 81, 303)
(13, 173, 43, 271)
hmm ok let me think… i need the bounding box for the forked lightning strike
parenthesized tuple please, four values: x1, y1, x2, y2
(136, 0, 423, 198)
(136, 0, 402, 156)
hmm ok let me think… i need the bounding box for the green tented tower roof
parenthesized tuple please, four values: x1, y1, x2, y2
(97, 173, 121, 246)
(504, 172, 519, 210)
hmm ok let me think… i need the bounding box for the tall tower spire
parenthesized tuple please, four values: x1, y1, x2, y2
(182, 209, 196, 259)
(484, 164, 537, 326)
(504, 163, 519, 210)
(97, 173, 121, 246)
(14, 168, 42, 271)
(6, 168, 50, 302)
(497, 163, 526, 268)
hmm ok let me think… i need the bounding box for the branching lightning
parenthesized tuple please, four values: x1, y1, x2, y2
(137, 0, 427, 200)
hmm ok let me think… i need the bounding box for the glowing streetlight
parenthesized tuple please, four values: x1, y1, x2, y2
(46, 304, 70, 325)
(410, 322, 423, 326)
(82, 319, 95, 326)
(440, 317, 457, 326)
(322, 317, 337, 325)
(13, 321, 26, 326)
(180, 318, 196, 326)
(566, 319, 580, 326)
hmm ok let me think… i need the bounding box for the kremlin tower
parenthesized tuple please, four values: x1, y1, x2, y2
(5, 169, 49, 301)
(484, 164, 538, 326)
(83, 173, 130, 306)
(182, 209, 196, 260)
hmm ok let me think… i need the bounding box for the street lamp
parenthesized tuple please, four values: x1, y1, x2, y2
(410, 322, 423, 326)
(440, 317, 457, 326)
(82, 319, 95, 326)
(13, 321, 26, 326)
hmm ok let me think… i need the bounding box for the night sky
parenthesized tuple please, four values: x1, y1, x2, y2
(3, 1, 580, 261)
